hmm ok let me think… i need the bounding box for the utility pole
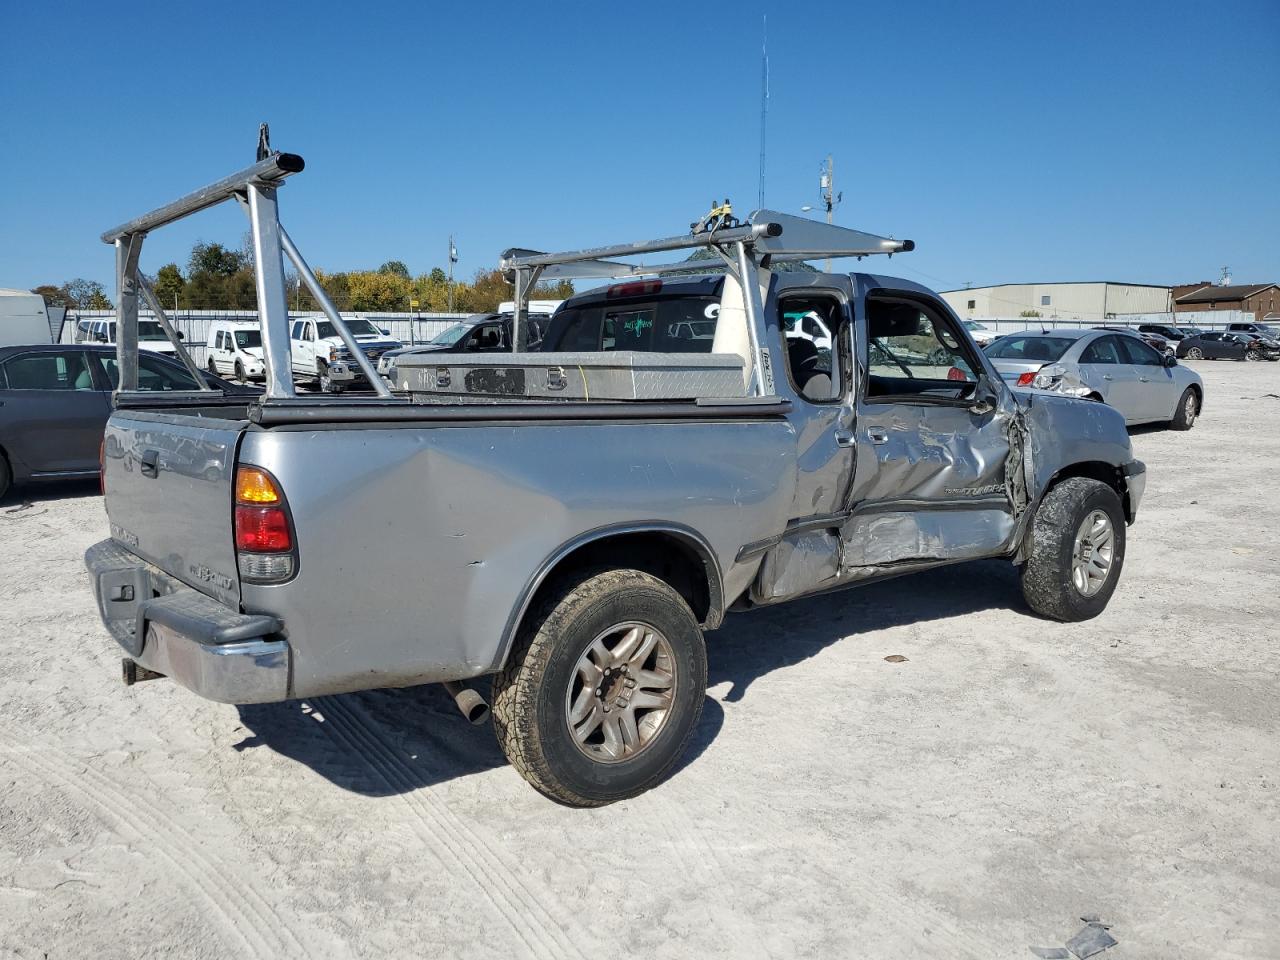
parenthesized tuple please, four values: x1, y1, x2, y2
(757, 15, 768, 210)
(820, 155, 841, 271)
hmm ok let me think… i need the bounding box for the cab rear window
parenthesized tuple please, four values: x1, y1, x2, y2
(547, 297, 720, 353)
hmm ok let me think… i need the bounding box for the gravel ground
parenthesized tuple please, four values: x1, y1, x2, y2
(1, 362, 1277, 960)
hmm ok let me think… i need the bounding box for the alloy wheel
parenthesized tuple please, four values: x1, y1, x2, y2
(565, 622, 677, 763)
(1071, 509, 1115, 597)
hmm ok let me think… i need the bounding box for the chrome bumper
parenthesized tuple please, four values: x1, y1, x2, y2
(1123, 460, 1146, 521)
(84, 539, 290, 704)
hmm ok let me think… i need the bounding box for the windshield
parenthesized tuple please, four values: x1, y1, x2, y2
(234, 330, 262, 349)
(431, 323, 471, 345)
(137, 321, 168, 342)
(317, 317, 379, 338)
(963, 321, 988, 331)
(985, 335, 1075, 362)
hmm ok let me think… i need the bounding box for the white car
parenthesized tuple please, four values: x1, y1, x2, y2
(205, 320, 266, 382)
(784, 310, 833, 352)
(289, 315, 402, 393)
(77, 318, 182, 356)
(963, 320, 997, 347)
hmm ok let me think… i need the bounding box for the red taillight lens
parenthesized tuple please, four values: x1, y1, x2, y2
(235, 505, 292, 552)
(607, 280, 662, 298)
(946, 366, 969, 382)
(1016, 372, 1036, 386)
(234, 465, 293, 554)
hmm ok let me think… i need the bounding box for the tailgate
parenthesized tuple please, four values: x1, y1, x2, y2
(102, 411, 248, 606)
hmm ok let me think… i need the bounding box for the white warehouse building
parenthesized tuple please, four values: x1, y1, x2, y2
(940, 282, 1171, 321)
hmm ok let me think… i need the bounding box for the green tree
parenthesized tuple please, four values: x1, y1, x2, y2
(378, 260, 410, 279)
(428, 267, 448, 285)
(31, 284, 69, 307)
(64, 278, 111, 309)
(153, 264, 186, 308)
(1019, 310, 1042, 318)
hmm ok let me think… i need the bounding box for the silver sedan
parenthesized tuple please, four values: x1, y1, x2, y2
(985, 328, 1204, 428)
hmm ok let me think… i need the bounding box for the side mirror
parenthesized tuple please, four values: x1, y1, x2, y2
(176, 331, 185, 340)
(1163, 353, 1177, 367)
(379, 327, 390, 336)
(968, 375, 998, 415)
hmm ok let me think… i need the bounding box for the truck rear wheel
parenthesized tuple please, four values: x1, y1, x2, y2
(1020, 477, 1125, 622)
(492, 568, 707, 807)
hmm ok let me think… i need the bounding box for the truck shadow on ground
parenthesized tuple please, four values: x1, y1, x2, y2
(706, 557, 1023, 702)
(234, 557, 1023, 797)
(1, 479, 100, 509)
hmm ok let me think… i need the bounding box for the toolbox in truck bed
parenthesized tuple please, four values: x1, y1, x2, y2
(394, 351, 748, 401)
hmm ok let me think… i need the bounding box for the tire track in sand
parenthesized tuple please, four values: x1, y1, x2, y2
(312, 695, 591, 960)
(1, 743, 305, 959)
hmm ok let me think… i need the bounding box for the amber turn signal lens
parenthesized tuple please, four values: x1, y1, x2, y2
(235, 465, 281, 504)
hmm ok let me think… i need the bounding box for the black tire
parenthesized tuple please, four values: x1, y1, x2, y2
(1246, 350, 1261, 362)
(1184, 347, 1203, 360)
(234, 360, 246, 383)
(1020, 477, 1126, 622)
(0, 453, 11, 501)
(492, 568, 707, 807)
(1169, 387, 1199, 431)
(207, 357, 218, 375)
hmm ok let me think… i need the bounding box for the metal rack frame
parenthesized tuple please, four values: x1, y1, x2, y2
(102, 150, 394, 401)
(104, 144, 912, 404)
(500, 209, 913, 396)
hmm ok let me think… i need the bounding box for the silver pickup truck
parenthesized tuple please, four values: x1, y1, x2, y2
(85, 151, 1145, 806)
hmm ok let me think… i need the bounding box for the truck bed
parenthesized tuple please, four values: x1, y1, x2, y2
(100, 393, 796, 699)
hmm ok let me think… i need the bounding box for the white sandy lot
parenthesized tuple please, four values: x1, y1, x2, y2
(1, 362, 1277, 960)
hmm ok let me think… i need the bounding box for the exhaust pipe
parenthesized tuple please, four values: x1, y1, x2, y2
(442, 681, 490, 725)
(122, 658, 165, 686)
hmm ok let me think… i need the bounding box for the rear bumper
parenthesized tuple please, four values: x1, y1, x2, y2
(84, 539, 289, 704)
(1123, 460, 1146, 522)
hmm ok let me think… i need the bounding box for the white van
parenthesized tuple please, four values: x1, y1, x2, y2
(76, 318, 182, 355)
(205, 320, 266, 382)
(0, 289, 53, 347)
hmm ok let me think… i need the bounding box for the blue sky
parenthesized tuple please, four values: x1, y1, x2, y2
(2, 0, 1276, 297)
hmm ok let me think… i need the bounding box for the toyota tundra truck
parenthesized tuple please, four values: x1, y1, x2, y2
(84, 151, 1145, 806)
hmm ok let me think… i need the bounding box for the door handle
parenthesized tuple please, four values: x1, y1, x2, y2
(1102, 375, 1114, 381)
(140, 449, 159, 479)
(866, 427, 888, 445)
(835, 430, 857, 447)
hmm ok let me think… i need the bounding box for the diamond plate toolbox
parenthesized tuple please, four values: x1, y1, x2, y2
(396, 351, 747, 401)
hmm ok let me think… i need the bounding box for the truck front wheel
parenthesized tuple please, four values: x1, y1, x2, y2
(1020, 477, 1126, 622)
(492, 568, 707, 806)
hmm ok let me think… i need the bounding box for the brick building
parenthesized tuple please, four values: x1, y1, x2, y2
(1174, 283, 1280, 320)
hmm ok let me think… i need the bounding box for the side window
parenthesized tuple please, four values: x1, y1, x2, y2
(304, 324, 314, 342)
(779, 295, 844, 403)
(2, 351, 95, 390)
(1080, 336, 1122, 364)
(864, 298, 978, 400)
(1119, 336, 1162, 366)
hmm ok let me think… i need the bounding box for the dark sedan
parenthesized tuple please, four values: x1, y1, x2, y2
(377, 312, 552, 385)
(1176, 331, 1280, 362)
(0, 344, 257, 499)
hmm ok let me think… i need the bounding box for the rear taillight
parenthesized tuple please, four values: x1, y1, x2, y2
(607, 280, 662, 298)
(233, 465, 296, 582)
(99, 438, 106, 495)
(946, 366, 970, 382)
(1016, 372, 1036, 386)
